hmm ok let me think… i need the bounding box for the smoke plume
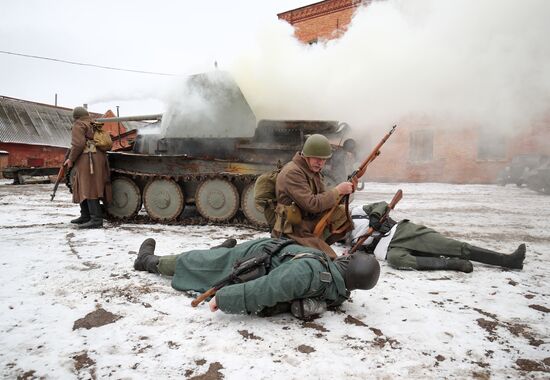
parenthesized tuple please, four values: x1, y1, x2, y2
(230, 0, 550, 138)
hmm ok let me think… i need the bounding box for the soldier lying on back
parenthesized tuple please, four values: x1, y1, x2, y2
(133, 237, 380, 320)
(348, 202, 526, 272)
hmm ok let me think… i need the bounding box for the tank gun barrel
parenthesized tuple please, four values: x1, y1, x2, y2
(96, 114, 163, 123)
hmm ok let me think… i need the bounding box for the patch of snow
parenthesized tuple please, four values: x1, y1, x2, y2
(0, 182, 548, 378)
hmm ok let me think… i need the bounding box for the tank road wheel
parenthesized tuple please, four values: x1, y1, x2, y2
(195, 178, 239, 222)
(107, 177, 142, 219)
(143, 178, 184, 222)
(241, 182, 268, 227)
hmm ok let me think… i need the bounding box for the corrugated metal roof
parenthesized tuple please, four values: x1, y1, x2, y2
(0, 96, 98, 148)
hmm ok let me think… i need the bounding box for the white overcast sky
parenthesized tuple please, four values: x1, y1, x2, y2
(0, 0, 312, 115)
(1, 0, 549, 138)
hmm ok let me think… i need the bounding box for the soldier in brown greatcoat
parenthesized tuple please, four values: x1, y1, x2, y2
(64, 106, 112, 229)
(272, 134, 355, 259)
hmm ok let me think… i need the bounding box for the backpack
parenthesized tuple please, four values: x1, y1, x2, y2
(91, 122, 113, 152)
(254, 168, 279, 211)
(254, 165, 282, 229)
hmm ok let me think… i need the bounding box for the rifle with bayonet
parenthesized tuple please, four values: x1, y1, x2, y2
(348, 189, 403, 254)
(50, 149, 70, 201)
(313, 125, 397, 238)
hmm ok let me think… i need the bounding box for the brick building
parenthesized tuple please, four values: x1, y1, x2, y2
(278, 0, 550, 183)
(278, 0, 364, 44)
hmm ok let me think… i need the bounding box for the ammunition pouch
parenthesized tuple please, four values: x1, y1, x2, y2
(274, 202, 302, 235)
(277, 202, 302, 225)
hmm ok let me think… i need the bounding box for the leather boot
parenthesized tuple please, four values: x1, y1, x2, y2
(78, 199, 103, 229)
(134, 238, 160, 274)
(71, 201, 90, 224)
(466, 244, 525, 269)
(416, 256, 473, 273)
(210, 238, 237, 249)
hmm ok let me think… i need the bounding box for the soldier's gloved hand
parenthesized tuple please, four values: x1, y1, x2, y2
(369, 216, 382, 230)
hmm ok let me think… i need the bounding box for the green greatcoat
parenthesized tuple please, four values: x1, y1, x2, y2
(159, 238, 349, 315)
(361, 202, 469, 270)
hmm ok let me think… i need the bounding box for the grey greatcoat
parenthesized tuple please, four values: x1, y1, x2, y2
(68, 116, 112, 204)
(157, 238, 349, 315)
(351, 202, 469, 269)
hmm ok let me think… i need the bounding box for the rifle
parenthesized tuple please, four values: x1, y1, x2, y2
(50, 149, 70, 201)
(349, 189, 403, 254)
(313, 125, 397, 238)
(191, 251, 271, 307)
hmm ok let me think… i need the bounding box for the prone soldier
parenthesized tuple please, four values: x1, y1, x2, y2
(133, 237, 380, 320)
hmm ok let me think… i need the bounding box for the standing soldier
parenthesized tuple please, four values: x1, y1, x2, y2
(64, 106, 112, 229)
(272, 134, 355, 259)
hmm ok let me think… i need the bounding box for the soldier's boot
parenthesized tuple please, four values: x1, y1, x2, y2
(210, 238, 237, 249)
(415, 256, 473, 273)
(134, 238, 160, 274)
(78, 199, 103, 229)
(466, 244, 526, 269)
(71, 201, 90, 224)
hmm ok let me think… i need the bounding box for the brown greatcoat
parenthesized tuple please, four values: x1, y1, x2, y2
(68, 116, 112, 204)
(272, 152, 346, 259)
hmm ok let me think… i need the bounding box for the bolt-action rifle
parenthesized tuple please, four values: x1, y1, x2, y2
(50, 149, 70, 201)
(191, 251, 272, 307)
(313, 125, 397, 238)
(348, 189, 403, 254)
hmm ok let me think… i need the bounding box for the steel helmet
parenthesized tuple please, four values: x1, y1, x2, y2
(336, 253, 380, 291)
(72, 106, 89, 119)
(302, 134, 332, 159)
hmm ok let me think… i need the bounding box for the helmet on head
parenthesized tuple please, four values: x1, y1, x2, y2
(302, 134, 332, 159)
(72, 106, 89, 119)
(336, 253, 380, 291)
(343, 138, 356, 153)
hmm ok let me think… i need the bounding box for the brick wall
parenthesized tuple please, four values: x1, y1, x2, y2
(278, 0, 550, 183)
(0, 143, 67, 168)
(278, 0, 363, 43)
(364, 119, 550, 183)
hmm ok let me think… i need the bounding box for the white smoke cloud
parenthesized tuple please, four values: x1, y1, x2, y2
(230, 0, 550, 138)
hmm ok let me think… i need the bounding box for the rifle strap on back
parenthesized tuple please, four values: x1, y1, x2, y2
(262, 238, 296, 261)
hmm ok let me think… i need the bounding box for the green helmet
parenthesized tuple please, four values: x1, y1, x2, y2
(72, 106, 89, 119)
(302, 134, 332, 159)
(335, 253, 380, 291)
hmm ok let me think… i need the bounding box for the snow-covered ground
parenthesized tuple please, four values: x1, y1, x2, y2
(0, 180, 548, 379)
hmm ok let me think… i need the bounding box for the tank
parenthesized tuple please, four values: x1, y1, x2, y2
(99, 72, 356, 227)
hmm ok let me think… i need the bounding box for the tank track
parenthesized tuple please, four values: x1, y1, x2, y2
(107, 169, 269, 230)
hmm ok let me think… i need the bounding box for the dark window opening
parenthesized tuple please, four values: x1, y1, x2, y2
(477, 129, 507, 160)
(410, 129, 433, 162)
